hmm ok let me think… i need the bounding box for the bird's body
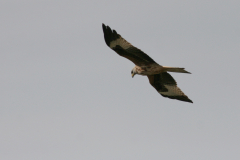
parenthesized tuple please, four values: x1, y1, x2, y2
(133, 64, 164, 76)
(133, 64, 190, 76)
(102, 23, 193, 103)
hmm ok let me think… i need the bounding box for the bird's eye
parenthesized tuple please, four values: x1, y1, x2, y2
(131, 71, 133, 74)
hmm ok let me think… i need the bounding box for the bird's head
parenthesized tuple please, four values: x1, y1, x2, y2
(131, 68, 137, 78)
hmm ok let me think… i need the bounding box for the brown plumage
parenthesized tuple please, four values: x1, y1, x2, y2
(102, 23, 193, 103)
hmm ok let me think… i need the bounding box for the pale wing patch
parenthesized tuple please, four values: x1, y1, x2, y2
(159, 85, 185, 96)
(109, 37, 132, 49)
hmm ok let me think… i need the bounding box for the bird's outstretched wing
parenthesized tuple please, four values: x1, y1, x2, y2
(102, 23, 156, 66)
(147, 72, 193, 103)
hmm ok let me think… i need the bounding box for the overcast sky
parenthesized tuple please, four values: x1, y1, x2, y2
(1, 0, 240, 159)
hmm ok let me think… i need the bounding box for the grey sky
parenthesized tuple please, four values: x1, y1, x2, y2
(1, 0, 240, 159)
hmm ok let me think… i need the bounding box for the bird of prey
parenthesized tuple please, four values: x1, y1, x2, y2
(102, 23, 193, 103)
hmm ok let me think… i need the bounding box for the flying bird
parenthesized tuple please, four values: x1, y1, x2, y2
(102, 23, 193, 103)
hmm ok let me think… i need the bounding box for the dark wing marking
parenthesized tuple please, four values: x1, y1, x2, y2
(102, 23, 156, 66)
(147, 72, 193, 103)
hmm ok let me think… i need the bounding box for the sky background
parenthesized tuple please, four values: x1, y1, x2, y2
(1, 0, 240, 159)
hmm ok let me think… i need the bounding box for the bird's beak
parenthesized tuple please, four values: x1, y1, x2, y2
(131, 73, 135, 78)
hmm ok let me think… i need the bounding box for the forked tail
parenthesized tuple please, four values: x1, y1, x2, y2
(163, 66, 191, 74)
